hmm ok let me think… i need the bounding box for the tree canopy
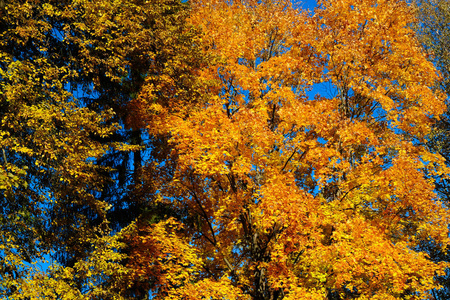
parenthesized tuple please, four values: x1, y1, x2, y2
(414, 0, 450, 299)
(1, 0, 449, 299)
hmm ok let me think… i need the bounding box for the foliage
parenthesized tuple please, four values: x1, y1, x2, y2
(0, 0, 121, 296)
(0, 0, 449, 299)
(415, 0, 450, 94)
(11, 234, 128, 300)
(136, 0, 450, 298)
(414, 0, 450, 299)
(0, 0, 204, 298)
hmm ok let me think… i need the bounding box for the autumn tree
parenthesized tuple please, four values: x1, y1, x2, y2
(0, 0, 205, 298)
(0, 0, 121, 296)
(414, 0, 450, 299)
(2, 0, 450, 299)
(130, 0, 450, 298)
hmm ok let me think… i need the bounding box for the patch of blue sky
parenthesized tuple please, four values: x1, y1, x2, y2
(294, 0, 318, 11)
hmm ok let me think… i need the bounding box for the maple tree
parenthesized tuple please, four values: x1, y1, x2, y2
(133, 0, 450, 298)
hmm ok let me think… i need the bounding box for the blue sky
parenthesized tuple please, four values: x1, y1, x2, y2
(298, 0, 318, 10)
